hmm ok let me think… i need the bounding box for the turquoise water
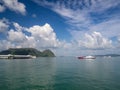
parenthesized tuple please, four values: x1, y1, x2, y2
(0, 57, 120, 90)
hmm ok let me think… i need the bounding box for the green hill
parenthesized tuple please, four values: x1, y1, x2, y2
(41, 49, 55, 57)
(0, 48, 55, 57)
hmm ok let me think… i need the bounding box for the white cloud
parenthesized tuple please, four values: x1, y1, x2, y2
(0, 0, 120, 56)
(70, 31, 113, 49)
(0, 40, 13, 51)
(7, 29, 27, 42)
(13, 22, 25, 31)
(89, 0, 120, 13)
(53, 7, 90, 29)
(33, 0, 120, 30)
(118, 37, 120, 42)
(33, 0, 120, 54)
(1, 0, 26, 15)
(0, 18, 9, 32)
(117, 36, 120, 47)
(0, 22, 66, 53)
(33, 0, 120, 37)
(28, 23, 61, 48)
(53, 31, 114, 56)
(61, 31, 114, 56)
(0, 20, 119, 56)
(88, 19, 120, 38)
(70, 19, 120, 43)
(0, 5, 5, 12)
(81, 32, 113, 49)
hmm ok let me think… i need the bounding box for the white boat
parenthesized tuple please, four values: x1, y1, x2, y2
(0, 54, 36, 59)
(78, 55, 96, 59)
(0, 54, 12, 59)
(84, 56, 96, 59)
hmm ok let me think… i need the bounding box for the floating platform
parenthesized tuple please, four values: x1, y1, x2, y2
(0, 54, 36, 59)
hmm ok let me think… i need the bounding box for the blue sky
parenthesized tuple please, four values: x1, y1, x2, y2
(0, 0, 120, 56)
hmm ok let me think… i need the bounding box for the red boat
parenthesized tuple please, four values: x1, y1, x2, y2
(78, 56, 84, 59)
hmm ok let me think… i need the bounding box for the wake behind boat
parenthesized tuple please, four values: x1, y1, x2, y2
(78, 55, 96, 59)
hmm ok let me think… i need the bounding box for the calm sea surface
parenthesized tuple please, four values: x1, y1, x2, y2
(0, 57, 120, 90)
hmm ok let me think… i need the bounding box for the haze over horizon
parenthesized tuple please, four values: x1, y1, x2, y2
(0, 0, 120, 56)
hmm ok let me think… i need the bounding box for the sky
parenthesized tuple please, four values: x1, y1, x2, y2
(0, 0, 120, 56)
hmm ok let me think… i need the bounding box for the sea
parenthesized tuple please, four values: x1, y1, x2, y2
(0, 57, 120, 90)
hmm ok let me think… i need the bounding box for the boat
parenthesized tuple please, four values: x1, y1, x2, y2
(78, 56, 84, 59)
(12, 55, 36, 59)
(78, 55, 96, 59)
(0, 54, 13, 59)
(0, 54, 36, 59)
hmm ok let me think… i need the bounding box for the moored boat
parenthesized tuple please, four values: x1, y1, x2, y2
(0, 54, 36, 59)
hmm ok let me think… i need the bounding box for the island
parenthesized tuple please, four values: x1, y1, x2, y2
(0, 48, 55, 59)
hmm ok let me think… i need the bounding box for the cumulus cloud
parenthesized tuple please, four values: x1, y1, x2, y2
(13, 22, 26, 31)
(27, 23, 61, 48)
(7, 29, 27, 42)
(70, 31, 113, 50)
(81, 32, 112, 49)
(0, 0, 26, 15)
(0, 21, 66, 52)
(0, 20, 118, 56)
(0, 17, 119, 56)
(0, 40, 13, 51)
